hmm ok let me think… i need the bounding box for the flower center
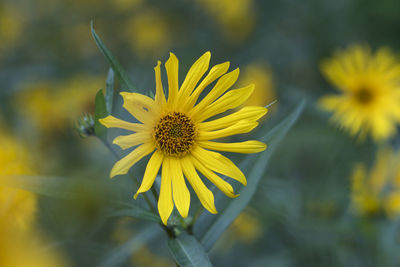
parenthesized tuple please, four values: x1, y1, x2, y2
(354, 87, 373, 104)
(153, 112, 196, 157)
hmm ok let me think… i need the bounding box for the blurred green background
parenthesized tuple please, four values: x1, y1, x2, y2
(1, 0, 400, 266)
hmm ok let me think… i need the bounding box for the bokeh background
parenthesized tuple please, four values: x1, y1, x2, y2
(2, 0, 400, 266)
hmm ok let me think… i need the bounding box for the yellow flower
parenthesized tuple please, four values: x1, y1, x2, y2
(125, 9, 171, 58)
(0, 214, 68, 267)
(239, 62, 277, 109)
(196, 0, 255, 42)
(350, 148, 400, 218)
(319, 44, 400, 141)
(132, 246, 173, 267)
(100, 52, 267, 224)
(17, 75, 103, 132)
(0, 131, 36, 230)
(0, 130, 68, 266)
(0, 3, 24, 56)
(229, 211, 262, 244)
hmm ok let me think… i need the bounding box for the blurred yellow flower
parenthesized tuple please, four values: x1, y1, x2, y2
(0, 3, 24, 56)
(17, 75, 104, 132)
(351, 148, 400, 218)
(112, 0, 143, 11)
(0, 215, 68, 267)
(239, 62, 277, 109)
(319, 44, 400, 141)
(0, 130, 68, 267)
(125, 9, 171, 58)
(197, 0, 255, 42)
(100, 52, 267, 224)
(0, 131, 36, 230)
(132, 246, 173, 267)
(229, 211, 262, 244)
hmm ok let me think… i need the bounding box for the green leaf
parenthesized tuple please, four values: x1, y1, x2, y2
(198, 100, 306, 251)
(168, 234, 212, 267)
(0, 175, 161, 223)
(98, 225, 161, 267)
(91, 21, 136, 92)
(0, 175, 111, 200)
(94, 89, 108, 141)
(105, 201, 161, 223)
(105, 68, 115, 114)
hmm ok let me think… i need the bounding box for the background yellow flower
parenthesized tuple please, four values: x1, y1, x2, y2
(319, 44, 400, 141)
(239, 62, 277, 109)
(351, 148, 400, 218)
(17, 75, 103, 133)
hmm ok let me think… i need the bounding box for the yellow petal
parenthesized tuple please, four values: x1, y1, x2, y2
(113, 132, 151, 150)
(154, 61, 167, 106)
(165, 52, 179, 107)
(99, 115, 145, 132)
(120, 92, 156, 111)
(178, 51, 211, 101)
(134, 150, 164, 199)
(170, 157, 190, 218)
(110, 143, 155, 178)
(199, 106, 268, 131)
(192, 84, 255, 122)
(197, 120, 258, 141)
(191, 68, 239, 113)
(120, 93, 153, 123)
(180, 156, 217, 214)
(158, 157, 173, 225)
(198, 140, 267, 154)
(190, 156, 238, 198)
(184, 61, 230, 110)
(191, 146, 247, 185)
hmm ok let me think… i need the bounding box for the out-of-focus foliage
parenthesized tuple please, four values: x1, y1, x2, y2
(2, 0, 400, 266)
(0, 129, 68, 266)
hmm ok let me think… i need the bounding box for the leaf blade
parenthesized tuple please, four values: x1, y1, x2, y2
(105, 201, 161, 223)
(91, 21, 136, 92)
(199, 100, 306, 251)
(105, 68, 115, 114)
(168, 234, 212, 267)
(0, 175, 160, 223)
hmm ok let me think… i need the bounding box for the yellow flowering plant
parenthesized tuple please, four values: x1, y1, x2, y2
(0, 22, 304, 267)
(88, 23, 304, 265)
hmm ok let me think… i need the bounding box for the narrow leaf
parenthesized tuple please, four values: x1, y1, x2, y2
(105, 68, 115, 114)
(105, 201, 161, 223)
(199, 100, 306, 251)
(168, 234, 212, 267)
(0, 175, 111, 200)
(1, 175, 160, 223)
(94, 89, 108, 141)
(91, 21, 136, 92)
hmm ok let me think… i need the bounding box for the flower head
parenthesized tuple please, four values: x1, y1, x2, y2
(351, 148, 400, 218)
(100, 52, 267, 224)
(318, 44, 400, 141)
